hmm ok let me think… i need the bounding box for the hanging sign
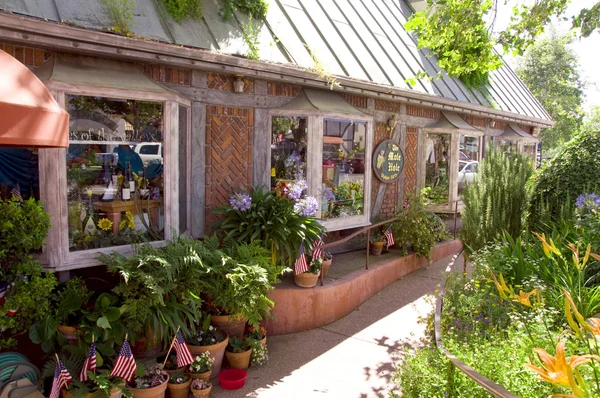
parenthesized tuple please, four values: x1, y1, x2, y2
(373, 140, 404, 183)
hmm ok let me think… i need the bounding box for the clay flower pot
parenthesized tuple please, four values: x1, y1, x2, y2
(321, 257, 333, 278)
(167, 378, 191, 398)
(188, 332, 229, 377)
(294, 272, 320, 288)
(210, 314, 246, 339)
(370, 241, 385, 256)
(190, 383, 212, 398)
(187, 370, 211, 381)
(225, 348, 252, 370)
(127, 379, 168, 398)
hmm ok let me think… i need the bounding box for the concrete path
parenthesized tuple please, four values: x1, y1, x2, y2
(211, 252, 464, 398)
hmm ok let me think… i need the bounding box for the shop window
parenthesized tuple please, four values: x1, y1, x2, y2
(424, 134, 450, 205)
(0, 148, 40, 200)
(460, 135, 480, 161)
(321, 120, 366, 220)
(66, 95, 164, 251)
(270, 116, 308, 188)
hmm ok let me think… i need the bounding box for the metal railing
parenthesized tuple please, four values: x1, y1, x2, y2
(434, 252, 519, 397)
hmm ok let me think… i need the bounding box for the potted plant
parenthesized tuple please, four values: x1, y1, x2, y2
(246, 326, 268, 367)
(128, 364, 168, 398)
(62, 371, 128, 398)
(225, 337, 252, 370)
(186, 317, 228, 376)
(166, 372, 191, 398)
(190, 379, 212, 398)
(158, 353, 183, 376)
(187, 352, 213, 381)
(321, 252, 333, 278)
(370, 231, 385, 256)
(294, 258, 322, 288)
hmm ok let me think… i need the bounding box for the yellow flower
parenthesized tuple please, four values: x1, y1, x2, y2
(564, 289, 591, 338)
(488, 270, 514, 301)
(533, 232, 561, 258)
(97, 218, 113, 231)
(513, 289, 540, 308)
(587, 318, 600, 337)
(525, 340, 591, 397)
(125, 211, 135, 229)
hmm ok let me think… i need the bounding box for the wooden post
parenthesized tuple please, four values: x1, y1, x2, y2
(162, 326, 181, 368)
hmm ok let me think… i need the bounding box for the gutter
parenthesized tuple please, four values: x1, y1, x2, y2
(0, 12, 554, 128)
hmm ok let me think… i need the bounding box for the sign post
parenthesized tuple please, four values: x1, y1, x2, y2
(373, 140, 404, 183)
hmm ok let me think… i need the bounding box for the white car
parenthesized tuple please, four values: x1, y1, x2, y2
(458, 161, 478, 189)
(133, 143, 163, 165)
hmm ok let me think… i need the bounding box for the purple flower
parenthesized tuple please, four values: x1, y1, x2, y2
(294, 196, 319, 216)
(229, 193, 252, 212)
(287, 180, 308, 200)
(576, 193, 600, 209)
(322, 187, 335, 202)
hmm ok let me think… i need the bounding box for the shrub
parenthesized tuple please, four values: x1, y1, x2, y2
(460, 149, 533, 257)
(529, 130, 600, 230)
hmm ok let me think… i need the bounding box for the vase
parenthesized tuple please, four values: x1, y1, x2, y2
(321, 258, 333, 278)
(188, 332, 229, 377)
(294, 272, 320, 288)
(225, 348, 252, 370)
(187, 370, 211, 381)
(210, 314, 246, 339)
(370, 241, 384, 256)
(190, 384, 212, 398)
(167, 379, 191, 398)
(127, 380, 168, 398)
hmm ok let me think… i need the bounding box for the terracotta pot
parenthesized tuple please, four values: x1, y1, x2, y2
(187, 370, 211, 381)
(57, 325, 79, 341)
(164, 367, 185, 377)
(132, 327, 162, 358)
(321, 258, 333, 278)
(190, 384, 212, 398)
(225, 348, 252, 370)
(167, 378, 191, 398)
(210, 314, 246, 339)
(62, 389, 121, 398)
(370, 241, 384, 256)
(188, 332, 229, 377)
(294, 272, 320, 288)
(127, 379, 168, 398)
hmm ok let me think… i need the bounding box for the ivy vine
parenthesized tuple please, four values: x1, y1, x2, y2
(222, 0, 268, 21)
(242, 17, 261, 60)
(158, 0, 203, 21)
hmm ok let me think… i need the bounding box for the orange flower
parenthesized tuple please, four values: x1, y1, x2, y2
(563, 289, 591, 338)
(533, 232, 561, 257)
(489, 270, 514, 301)
(513, 289, 540, 308)
(587, 318, 600, 337)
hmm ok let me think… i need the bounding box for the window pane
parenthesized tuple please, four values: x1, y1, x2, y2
(271, 116, 307, 188)
(321, 120, 365, 220)
(425, 134, 450, 204)
(66, 95, 164, 251)
(460, 135, 480, 161)
(0, 148, 39, 200)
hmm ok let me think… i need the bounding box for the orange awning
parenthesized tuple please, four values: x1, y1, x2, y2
(0, 50, 68, 147)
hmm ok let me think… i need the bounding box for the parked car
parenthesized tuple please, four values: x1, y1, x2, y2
(458, 160, 478, 189)
(133, 142, 163, 165)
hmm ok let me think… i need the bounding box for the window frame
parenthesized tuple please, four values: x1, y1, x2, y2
(268, 110, 373, 232)
(40, 83, 190, 271)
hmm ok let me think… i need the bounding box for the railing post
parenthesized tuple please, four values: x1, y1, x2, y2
(366, 229, 370, 270)
(446, 360, 455, 397)
(453, 200, 459, 240)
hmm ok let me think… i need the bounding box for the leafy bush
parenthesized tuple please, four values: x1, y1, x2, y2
(460, 149, 533, 257)
(529, 130, 600, 230)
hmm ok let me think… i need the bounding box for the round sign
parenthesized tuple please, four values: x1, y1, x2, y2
(373, 140, 404, 183)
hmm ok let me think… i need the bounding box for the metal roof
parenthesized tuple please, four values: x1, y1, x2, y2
(0, 0, 552, 122)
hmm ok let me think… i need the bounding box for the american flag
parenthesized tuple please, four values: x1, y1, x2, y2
(173, 329, 193, 368)
(80, 341, 97, 381)
(294, 243, 308, 275)
(10, 183, 22, 202)
(110, 339, 137, 382)
(384, 228, 395, 249)
(49, 357, 73, 398)
(312, 237, 324, 260)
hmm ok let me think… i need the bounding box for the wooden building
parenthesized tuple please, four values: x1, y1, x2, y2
(0, 0, 551, 273)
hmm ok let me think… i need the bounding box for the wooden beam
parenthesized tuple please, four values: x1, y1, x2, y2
(191, 102, 206, 238)
(163, 84, 293, 108)
(253, 107, 270, 187)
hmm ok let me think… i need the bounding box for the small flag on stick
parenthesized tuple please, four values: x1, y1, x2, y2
(311, 237, 323, 260)
(10, 183, 22, 202)
(110, 339, 137, 382)
(294, 243, 308, 275)
(80, 340, 97, 381)
(173, 329, 193, 368)
(49, 355, 73, 398)
(384, 228, 395, 249)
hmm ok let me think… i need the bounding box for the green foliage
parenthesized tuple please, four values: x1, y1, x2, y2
(221, 0, 268, 21)
(227, 336, 250, 353)
(159, 0, 202, 21)
(516, 30, 585, 149)
(213, 186, 325, 269)
(404, 0, 502, 88)
(391, 195, 450, 260)
(242, 16, 261, 60)
(307, 46, 340, 90)
(584, 105, 600, 133)
(0, 197, 50, 263)
(460, 149, 533, 257)
(102, 0, 135, 35)
(529, 130, 600, 228)
(69, 371, 132, 398)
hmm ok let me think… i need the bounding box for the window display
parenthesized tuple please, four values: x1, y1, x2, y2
(270, 116, 308, 188)
(424, 134, 450, 205)
(66, 95, 164, 251)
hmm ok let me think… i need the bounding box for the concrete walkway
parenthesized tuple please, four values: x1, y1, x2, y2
(211, 252, 464, 398)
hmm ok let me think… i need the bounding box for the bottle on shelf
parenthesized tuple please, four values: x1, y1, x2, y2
(139, 167, 148, 198)
(121, 164, 131, 201)
(83, 188, 97, 235)
(101, 157, 114, 202)
(127, 161, 135, 198)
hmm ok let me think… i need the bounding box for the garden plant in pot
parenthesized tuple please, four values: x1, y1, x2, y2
(370, 231, 386, 256)
(190, 379, 212, 398)
(159, 353, 183, 376)
(187, 352, 214, 381)
(186, 317, 228, 377)
(246, 326, 268, 367)
(63, 371, 130, 398)
(127, 364, 168, 398)
(167, 372, 191, 398)
(225, 337, 252, 370)
(321, 252, 333, 278)
(294, 257, 322, 288)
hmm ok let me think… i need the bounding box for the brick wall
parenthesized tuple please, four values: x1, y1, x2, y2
(461, 114, 487, 128)
(371, 122, 398, 218)
(141, 64, 191, 85)
(407, 105, 440, 119)
(375, 99, 401, 113)
(267, 82, 300, 97)
(1, 42, 52, 67)
(205, 105, 254, 230)
(343, 94, 368, 109)
(404, 131, 418, 198)
(207, 73, 254, 93)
